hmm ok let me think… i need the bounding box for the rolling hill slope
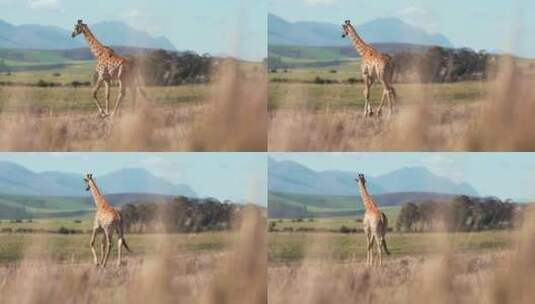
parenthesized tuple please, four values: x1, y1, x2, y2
(268, 191, 460, 218)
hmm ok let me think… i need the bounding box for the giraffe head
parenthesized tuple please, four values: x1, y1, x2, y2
(83, 173, 93, 191)
(355, 173, 366, 186)
(341, 20, 352, 38)
(71, 20, 87, 38)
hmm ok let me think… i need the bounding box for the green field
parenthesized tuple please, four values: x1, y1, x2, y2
(268, 230, 512, 262)
(0, 232, 233, 264)
(269, 191, 402, 219)
(269, 62, 488, 111)
(269, 208, 400, 231)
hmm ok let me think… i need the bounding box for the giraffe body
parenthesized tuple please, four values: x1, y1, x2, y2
(84, 174, 131, 267)
(72, 20, 144, 118)
(342, 20, 397, 117)
(356, 174, 390, 266)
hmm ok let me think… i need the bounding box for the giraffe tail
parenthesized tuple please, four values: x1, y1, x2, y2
(121, 237, 132, 253)
(382, 238, 391, 256)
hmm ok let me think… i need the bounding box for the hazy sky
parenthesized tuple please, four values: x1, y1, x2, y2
(269, 0, 535, 58)
(0, 0, 267, 60)
(270, 153, 535, 201)
(0, 153, 267, 206)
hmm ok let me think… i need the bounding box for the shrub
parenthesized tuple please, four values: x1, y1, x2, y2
(339, 225, 351, 234)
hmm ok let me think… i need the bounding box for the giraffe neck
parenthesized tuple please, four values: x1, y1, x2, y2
(88, 180, 110, 209)
(358, 183, 379, 212)
(347, 24, 373, 57)
(81, 26, 108, 59)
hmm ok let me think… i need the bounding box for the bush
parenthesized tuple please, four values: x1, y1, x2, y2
(73, 220, 82, 224)
(346, 77, 360, 84)
(329, 70, 337, 73)
(52, 73, 61, 77)
(339, 225, 352, 234)
(268, 221, 277, 232)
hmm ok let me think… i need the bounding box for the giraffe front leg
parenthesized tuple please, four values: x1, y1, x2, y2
(362, 77, 371, 118)
(376, 236, 384, 266)
(92, 78, 106, 118)
(101, 228, 113, 267)
(99, 236, 106, 266)
(104, 80, 111, 116)
(89, 228, 99, 266)
(377, 89, 388, 117)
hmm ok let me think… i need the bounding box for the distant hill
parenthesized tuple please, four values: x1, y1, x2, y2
(268, 191, 459, 218)
(268, 158, 478, 197)
(0, 19, 176, 51)
(268, 14, 453, 48)
(0, 161, 197, 197)
(0, 192, 178, 219)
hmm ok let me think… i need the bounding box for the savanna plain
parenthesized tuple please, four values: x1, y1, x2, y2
(0, 50, 266, 151)
(268, 48, 535, 151)
(0, 208, 266, 304)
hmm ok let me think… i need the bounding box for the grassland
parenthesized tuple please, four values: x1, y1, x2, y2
(0, 232, 233, 264)
(268, 60, 487, 111)
(0, 208, 267, 304)
(268, 230, 511, 262)
(0, 57, 266, 151)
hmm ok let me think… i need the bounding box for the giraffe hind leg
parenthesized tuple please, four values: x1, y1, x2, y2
(111, 80, 126, 117)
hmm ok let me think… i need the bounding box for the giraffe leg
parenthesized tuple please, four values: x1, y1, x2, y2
(99, 236, 106, 265)
(368, 236, 375, 266)
(89, 228, 99, 266)
(362, 76, 372, 117)
(111, 80, 126, 117)
(377, 89, 388, 117)
(104, 79, 111, 116)
(365, 227, 372, 266)
(116, 224, 125, 267)
(376, 235, 384, 266)
(101, 228, 113, 267)
(92, 78, 106, 117)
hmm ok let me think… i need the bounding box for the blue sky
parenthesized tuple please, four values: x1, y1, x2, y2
(269, 0, 535, 58)
(0, 0, 267, 60)
(0, 153, 267, 206)
(270, 153, 535, 201)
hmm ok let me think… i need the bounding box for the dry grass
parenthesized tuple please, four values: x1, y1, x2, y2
(268, 209, 535, 304)
(0, 61, 266, 151)
(0, 207, 266, 304)
(269, 59, 535, 151)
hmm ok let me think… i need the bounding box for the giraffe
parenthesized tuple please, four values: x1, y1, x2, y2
(342, 20, 397, 117)
(84, 174, 131, 267)
(355, 173, 390, 266)
(71, 19, 143, 118)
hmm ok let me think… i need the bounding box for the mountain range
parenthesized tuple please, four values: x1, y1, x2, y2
(268, 158, 478, 197)
(0, 19, 176, 50)
(0, 161, 196, 197)
(268, 14, 453, 48)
